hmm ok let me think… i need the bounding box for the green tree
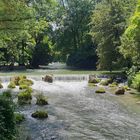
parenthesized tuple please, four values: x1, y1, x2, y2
(53, 0, 99, 68)
(120, 0, 140, 67)
(90, 0, 136, 71)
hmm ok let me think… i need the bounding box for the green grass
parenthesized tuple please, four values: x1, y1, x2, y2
(0, 69, 122, 76)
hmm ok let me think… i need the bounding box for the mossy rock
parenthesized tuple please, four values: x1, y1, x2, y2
(2, 91, 12, 98)
(88, 78, 100, 84)
(18, 79, 33, 86)
(10, 76, 20, 85)
(19, 84, 29, 90)
(100, 79, 110, 86)
(88, 83, 97, 87)
(31, 111, 48, 119)
(123, 85, 131, 91)
(115, 87, 125, 95)
(42, 75, 53, 83)
(109, 82, 118, 87)
(95, 87, 106, 94)
(8, 81, 16, 89)
(0, 83, 3, 89)
(14, 113, 25, 124)
(36, 94, 48, 105)
(18, 90, 32, 105)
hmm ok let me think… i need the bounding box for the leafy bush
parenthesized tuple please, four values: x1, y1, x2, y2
(14, 113, 25, 124)
(8, 81, 16, 89)
(0, 96, 16, 140)
(31, 110, 48, 119)
(132, 74, 140, 91)
(2, 90, 12, 98)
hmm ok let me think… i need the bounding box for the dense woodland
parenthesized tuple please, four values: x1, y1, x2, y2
(1, 0, 140, 139)
(0, 0, 139, 70)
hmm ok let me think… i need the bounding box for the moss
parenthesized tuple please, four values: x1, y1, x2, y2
(88, 78, 100, 84)
(88, 83, 97, 87)
(18, 90, 32, 105)
(100, 79, 110, 86)
(18, 79, 33, 86)
(36, 94, 48, 105)
(109, 82, 118, 87)
(0, 82, 3, 88)
(123, 85, 131, 91)
(2, 91, 12, 98)
(8, 81, 16, 89)
(95, 87, 106, 94)
(19, 84, 29, 90)
(14, 113, 25, 124)
(31, 111, 48, 119)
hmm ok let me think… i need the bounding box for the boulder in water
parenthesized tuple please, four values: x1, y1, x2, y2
(95, 87, 106, 94)
(36, 93, 48, 105)
(89, 75, 100, 83)
(42, 75, 53, 83)
(31, 111, 48, 119)
(115, 87, 125, 95)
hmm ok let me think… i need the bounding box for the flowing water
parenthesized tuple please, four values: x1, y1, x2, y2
(1, 75, 140, 140)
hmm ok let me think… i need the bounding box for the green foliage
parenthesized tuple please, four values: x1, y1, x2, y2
(31, 40, 52, 68)
(19, 84, 29, 90)
(18, 79, 33, 86)
(18, 89, 32, 105)
(66, 45, 97, 68)
(14, 113, 25, 124)
(53, 0, 98, 67)
(120, 0, 140, 66)
(2, 90, 12, 98)
(8, 81, 16, 89)
(31, 110, 48, 119)
(132, 73, 140, 92)
(90, 0, 136, 70)
(0, 96, 16, 140)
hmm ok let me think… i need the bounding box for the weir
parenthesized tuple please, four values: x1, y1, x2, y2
(53, 74, 89, 81)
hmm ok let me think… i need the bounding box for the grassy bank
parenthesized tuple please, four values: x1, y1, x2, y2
(0, 69, 123, 76)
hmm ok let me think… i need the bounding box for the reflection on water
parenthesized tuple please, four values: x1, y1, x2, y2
(1, 76, 140, 140)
